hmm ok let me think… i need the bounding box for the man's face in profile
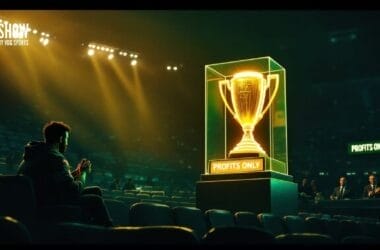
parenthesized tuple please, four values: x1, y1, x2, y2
(59, 131, 69, 153)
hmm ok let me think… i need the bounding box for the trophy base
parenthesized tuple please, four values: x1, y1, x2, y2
(196, 171, 298, 216)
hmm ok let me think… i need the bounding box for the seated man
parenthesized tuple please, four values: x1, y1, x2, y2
(17, 121, 112, 227)
(330, 176, 352, 200)
(109, 177, 121, 191)
(122, 178, 136, 191)
(298, 178, 313, 199)
(363, 174, 380, 199)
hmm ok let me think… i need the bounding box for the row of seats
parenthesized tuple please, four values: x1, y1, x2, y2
(103, 188, 196, 199)
(298, 211, 379, 224)
(0, 215, 273, 244)
(104, 201, 380, 243)
(105, 197, 195, 218)
(103, 189, 196, 204)
(1, 175, 379, 244)
(2, 209, 379, 245)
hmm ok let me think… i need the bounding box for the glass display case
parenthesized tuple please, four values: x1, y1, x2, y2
(205, 57, 287, 175)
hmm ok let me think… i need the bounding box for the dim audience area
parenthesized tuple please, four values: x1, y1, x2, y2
(0, 171, 379, 245)
(0, 174, 378, 245)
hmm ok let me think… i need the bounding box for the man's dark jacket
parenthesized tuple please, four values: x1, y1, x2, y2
(17, 141, 82, 206)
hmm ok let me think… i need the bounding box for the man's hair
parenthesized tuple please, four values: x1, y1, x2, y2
(43, 121, 71, 143)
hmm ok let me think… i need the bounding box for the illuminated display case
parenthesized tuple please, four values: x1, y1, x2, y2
(205, 57, 287, 175)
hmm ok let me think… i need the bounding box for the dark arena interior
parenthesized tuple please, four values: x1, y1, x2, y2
(0, 10, 379, 245)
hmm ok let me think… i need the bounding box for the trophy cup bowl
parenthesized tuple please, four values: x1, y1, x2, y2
(219, 71, 279, 158)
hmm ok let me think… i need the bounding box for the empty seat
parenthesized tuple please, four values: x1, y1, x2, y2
(202, 226, 274, 244)
(173, 206, 208, 239)
(121, 197, 140, 209)
(341, 235, 379, 244)
(205, 209, 235, 229)
(257, 213, 285, 236)
(104, 199, 130, 226)
(0, 175, 84, 225)
(283, 215, 307, 234)
(136, 193, 150, 200)
(188, 196, 196, 202)
(320, 214, 332, 220)
(140, 199, 163, 204)
(275, 233, 336, 244)
(171, 195, 186, 202)
(305, 216, 327, 234)
(150, 191, 165, 196)
(165, 201, 180, 208)
(125, 189, 140, 195)
(323, 218, 341, 240)
(129, 202, 175, 226)
(234, 211, 262, 228)
(297, 212, 311, 219)
(152, 195, 169, 202)
(360, 222, 380, 238)
(124, 192, 136, 198)
(0, 175, 36, 224)
(112, 225, 199, 245)
(0, 175, 86, 243)
(36, 205, 83, 224)
(51, 222, 112, 244)
(111, 190, 123, 196)
(339, 220, 363, 239)
(177, 201, 196, 207)
(0, 216, 31, 244)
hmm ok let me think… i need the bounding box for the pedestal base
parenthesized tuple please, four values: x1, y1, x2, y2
(196, 171, 298, 216)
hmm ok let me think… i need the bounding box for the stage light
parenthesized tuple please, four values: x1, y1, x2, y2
(88, 49, 95, 56)
(166, 64, 183, 72)
(119, 51, 128, 57)
(32, 29, 38, 34)
(39, 37, 44, 43)
(42, 38, 49, 46)
(85, 42, 140, 62)
(39, 32, 50, 39)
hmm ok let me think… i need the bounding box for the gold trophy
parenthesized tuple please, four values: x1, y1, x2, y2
(219, 71, 279, 157)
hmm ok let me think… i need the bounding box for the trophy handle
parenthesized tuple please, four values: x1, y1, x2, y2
(258, 74, 279, 121)
(218, 80, 237, 118)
